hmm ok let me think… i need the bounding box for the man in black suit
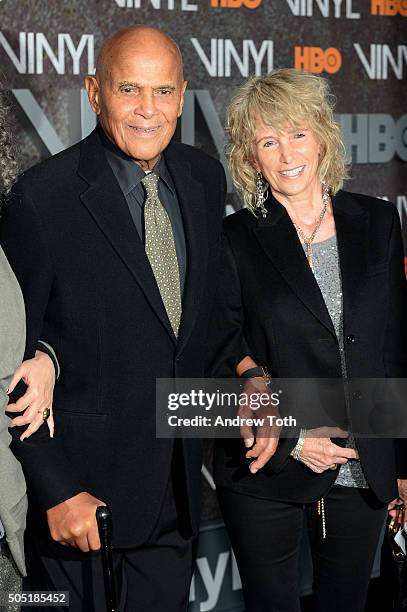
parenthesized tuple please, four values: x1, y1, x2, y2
(0, 25, 226, 611)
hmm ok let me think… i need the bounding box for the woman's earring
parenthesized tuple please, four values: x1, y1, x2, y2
(255, 172, 269, 218)
(321, 179, 330, 204)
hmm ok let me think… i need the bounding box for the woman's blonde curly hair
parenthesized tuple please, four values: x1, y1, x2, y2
(226, 69, 349, 214)
(0, 89, 18, 202)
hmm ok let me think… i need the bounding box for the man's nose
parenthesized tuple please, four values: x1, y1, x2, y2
(135, 91, 157, 119)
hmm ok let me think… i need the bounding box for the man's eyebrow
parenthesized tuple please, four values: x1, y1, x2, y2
(155, 84, 177, 91)
(117, 81, 138, 88)
(117, 81, 177, 90)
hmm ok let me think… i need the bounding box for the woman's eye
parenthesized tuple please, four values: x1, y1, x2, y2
(263, 140, 276, 148)
(294, 132, 306, 139)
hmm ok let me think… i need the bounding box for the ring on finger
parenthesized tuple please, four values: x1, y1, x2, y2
(329, 463, 337, 471)
(41, 407, 50, 421)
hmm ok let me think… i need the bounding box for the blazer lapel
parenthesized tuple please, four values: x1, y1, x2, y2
(164, 146, 208, 353)
(332, 191, 368, 330)
(253, 195, 336, 337)
(77, 129, 176, 342)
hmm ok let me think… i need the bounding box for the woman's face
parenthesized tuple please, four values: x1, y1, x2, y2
(252, 118, 322, 202)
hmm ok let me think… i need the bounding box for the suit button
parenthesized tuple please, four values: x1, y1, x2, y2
(346, 334, 356, 344)
(352, 391, 362, 400)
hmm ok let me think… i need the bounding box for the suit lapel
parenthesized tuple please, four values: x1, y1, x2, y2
(253, 191, 368, 338)
(332, 191, 368, 330)
(78, 129, 176, 342)
(164, 146, 208, 354)
(253, 194, 336, 337)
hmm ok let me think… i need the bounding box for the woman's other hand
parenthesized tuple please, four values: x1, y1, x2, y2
(388, 479, 407, 522)
(7, 350, 55, 440)
(398, 479, 407, 505)
(298, 427, 358, 473)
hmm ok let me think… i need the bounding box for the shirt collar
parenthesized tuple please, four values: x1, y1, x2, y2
(99, 126, 175, 196)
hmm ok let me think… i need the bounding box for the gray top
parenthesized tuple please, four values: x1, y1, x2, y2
(100, 128, 187, 294)
(304, 235, 368, 488)
(0, 245, 27, 575)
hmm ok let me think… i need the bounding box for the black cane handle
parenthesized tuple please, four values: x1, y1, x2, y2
(96, 506, 113, 546)
(96, 505, 118, 612)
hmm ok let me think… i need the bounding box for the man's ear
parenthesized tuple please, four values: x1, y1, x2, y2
(84, 76, 101, 115)
(178, 80, 188, 117)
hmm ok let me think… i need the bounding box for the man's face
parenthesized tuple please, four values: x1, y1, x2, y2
(86, 42, 186, 169)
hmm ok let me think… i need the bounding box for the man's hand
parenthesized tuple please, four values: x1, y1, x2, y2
(298, 428, 358, 473)
(239, 376, 281, 474)
(47, 492, 105, 552)
(7, 350, 55, 440)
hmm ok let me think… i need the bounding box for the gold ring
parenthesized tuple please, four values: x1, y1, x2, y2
(329, 463, 337, 471)
(42, 407, 50, 421)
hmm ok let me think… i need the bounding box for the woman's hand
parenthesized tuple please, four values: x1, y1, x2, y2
(388, 479, 407, 523)
(6, 350, 55, 440)
(298, 428, 358, 473)
(398, 479, 407, 505)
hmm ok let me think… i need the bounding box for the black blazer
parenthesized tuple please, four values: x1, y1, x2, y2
(211, 190, 406, 505)
(0, 128, 226, 547)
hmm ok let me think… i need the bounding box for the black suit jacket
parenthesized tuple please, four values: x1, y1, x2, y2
(0, 128, 226, 547)
(211, 190, 406, 504)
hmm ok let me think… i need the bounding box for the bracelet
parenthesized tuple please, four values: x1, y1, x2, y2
(291, 429, 307, 461)
(240, 366, 270, 383)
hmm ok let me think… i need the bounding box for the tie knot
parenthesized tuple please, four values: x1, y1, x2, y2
(142, 172, 159, 198)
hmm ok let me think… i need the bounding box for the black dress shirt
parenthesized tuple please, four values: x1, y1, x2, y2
(100, 127, 187, 293)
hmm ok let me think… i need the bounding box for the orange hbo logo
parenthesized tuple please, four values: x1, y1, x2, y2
(294, 47, 342, 74)
(210, 0, 262, 8)
(371, 0, 407, 15)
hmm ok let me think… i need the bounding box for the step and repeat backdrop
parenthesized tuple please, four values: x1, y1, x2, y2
(1, 1, 406, 610)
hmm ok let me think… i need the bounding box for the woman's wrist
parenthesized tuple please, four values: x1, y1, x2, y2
(291, 429, 307, 461)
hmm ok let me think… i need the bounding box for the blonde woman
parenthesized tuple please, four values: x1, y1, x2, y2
(211, 70, 407, 612)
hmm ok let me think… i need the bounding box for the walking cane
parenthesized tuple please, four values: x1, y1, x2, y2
(96, 506, 118, 612)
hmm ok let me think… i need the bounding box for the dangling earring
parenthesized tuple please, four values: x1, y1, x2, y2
(321, 179, 330, 205)
(255, 172, 269, 218)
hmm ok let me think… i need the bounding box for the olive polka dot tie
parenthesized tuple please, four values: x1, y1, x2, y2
(142, 172, 182, 336)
